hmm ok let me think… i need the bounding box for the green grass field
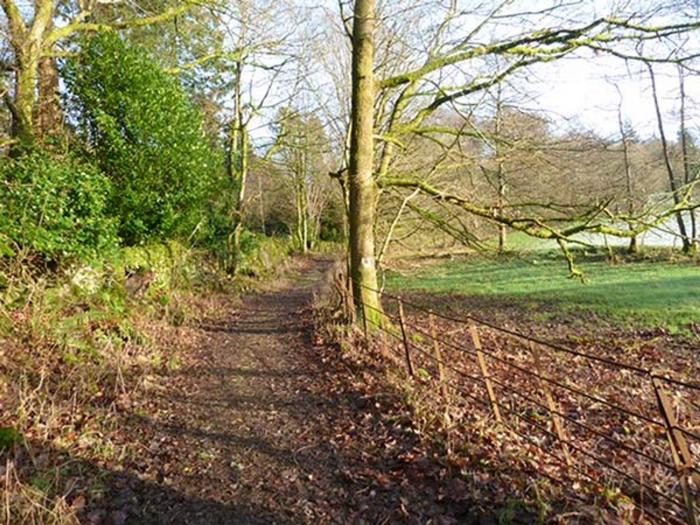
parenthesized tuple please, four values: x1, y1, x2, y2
(387, 252, 700, 333)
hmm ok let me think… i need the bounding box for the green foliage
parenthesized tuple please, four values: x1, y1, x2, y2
(0, 427, 22, 451)
(118, 241, 195, 293)
(63, 33, 222, 245)
(236, 232, 292, 277)
(0, 151, 117, 262)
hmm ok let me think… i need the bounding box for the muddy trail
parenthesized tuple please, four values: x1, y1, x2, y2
(94, 258, 472, 524)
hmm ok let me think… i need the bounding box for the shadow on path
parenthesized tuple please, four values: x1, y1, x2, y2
(17, 257, 500, 524)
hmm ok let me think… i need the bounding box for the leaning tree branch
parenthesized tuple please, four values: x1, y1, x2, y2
(46, 0, 205, 47)
(380, 176, 700, 242)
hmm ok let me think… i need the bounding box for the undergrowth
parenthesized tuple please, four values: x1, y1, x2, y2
(0, 236, 291, 523)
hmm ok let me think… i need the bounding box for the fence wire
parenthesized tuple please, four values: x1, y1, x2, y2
(345, 276, 699, 525)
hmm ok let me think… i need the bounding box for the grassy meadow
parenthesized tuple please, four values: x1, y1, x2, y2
(386, 250, 700, 334)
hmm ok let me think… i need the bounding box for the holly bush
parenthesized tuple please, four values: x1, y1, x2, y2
(0, 151, 118, 262)
(64, 33, 222, 246)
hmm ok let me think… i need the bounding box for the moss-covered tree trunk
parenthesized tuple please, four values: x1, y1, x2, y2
(293, 148, 309, 253)
(349, 0, 382, 323)
(36, 56, 63, 140)
(2, 0, 54, 148)
(227, 59, 248, 274)
(11, 61, 37, 146)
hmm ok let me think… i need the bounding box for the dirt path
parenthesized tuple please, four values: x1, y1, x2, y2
(100, 258, 469, 524)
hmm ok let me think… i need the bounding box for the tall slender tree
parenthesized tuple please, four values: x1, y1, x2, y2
(679, 67, 698, 252)
(349, 0, 382, 320)
(647, 63, 692, 254)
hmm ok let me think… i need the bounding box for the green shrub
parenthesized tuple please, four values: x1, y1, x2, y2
(63, 33, 222, 245)
(118, 241, 194, 292)
(237, 233, 292, 277)
(0, 151, 117, 262)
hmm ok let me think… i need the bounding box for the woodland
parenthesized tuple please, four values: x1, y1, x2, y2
(1, 0, 700, 523)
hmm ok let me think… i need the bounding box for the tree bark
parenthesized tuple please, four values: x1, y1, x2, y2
(257, 175, 266, 235)
(648, 64, 691, 253)
(494, 85, 506, 252)
(227, 59, 248, 274)
(679, 68, 697, 252)
(36, 56, 62, 140)
(349, 0, 382, 322)
(617, 103, 637, 254)
(294, 149, 309, 253)
(11, 50, 39, 146)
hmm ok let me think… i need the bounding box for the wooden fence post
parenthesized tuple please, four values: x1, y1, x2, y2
(397, 298, 415, 378)
(528, 341, 572, 467)
(469, 325, 502, 423)
(651, 376, 699, 525)
(361, 300, 369, 343)
(348, 277, 356, 325)
(429, 312, 448, 400)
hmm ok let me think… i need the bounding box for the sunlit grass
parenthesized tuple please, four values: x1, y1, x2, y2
(387, 252, 700, 332)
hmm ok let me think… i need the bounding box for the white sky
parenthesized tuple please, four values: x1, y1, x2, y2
(527, 54, 700, 140)
(1, 0, 697, 145)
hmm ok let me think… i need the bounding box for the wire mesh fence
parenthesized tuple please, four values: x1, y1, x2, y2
(341, 276, 700, 524)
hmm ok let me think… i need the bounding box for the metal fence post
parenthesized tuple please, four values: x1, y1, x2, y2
(651, 375, 698, 525)
(397, 297, 415, 378)
(469, 325, 502, 423)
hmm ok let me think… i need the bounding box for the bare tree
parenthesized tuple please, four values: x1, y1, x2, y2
(214, 0, 303, 272)
(647, 63, 693, 253)
(271, 107, 333, 252)
(679, 65, 698, 251)
(342, 0, 700, 287)
(613, 84, 639, 253)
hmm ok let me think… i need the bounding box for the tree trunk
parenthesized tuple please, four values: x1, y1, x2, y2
(258, 175, 266, 235)
(36, 54, 62, 140)
(298, 150, 309, 253)
(648, 64, 691, 253)
(12, 55, 38, 147)
(3, 0, 55, 149)
(494, 84, 507, 252)
(35, 13, 62, 140)
(295, 179, 307, 253)
(349, 0, 382, 322)
(617, 102, 637, 254)
(301, 182, 309, 252)
(679, 68, 698, 254)
(230, 125, 248, 271)
(227, 60, 248, 274)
